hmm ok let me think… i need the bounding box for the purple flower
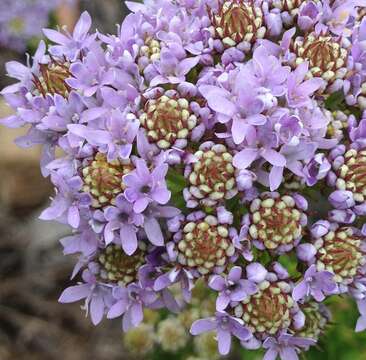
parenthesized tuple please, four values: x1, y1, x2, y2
(303, 153, 331, 186)
(39, 91, 86, 132)
(311, 220, 331, 238)
(239, 46, 290, 97)
(246, 262, 268, 283)
(39, 174, 92, 228)
(142, 204, 180, 247)
(199, 67, 268, 145)
(147, 47, 199, 86)
(209, 266, 257, 311)
(58, 266, 113, 325)
(329, 190, 356, 210)
(350, 119, 366, 144)
(296, 243, 317, 262)
(263, 334, 316, 360)
(43, 11, 97, 61)
(68, 109, 139, 161)
(124, 159, 170, 213)
(66, 46, 115, 97)
(138, 264, 181, 313)
(233, 147, 286, 191)
(154, 265, 194, 303)
(356, 299, 366, 332)
(190, 312, 252, 355)
(103, 195, 144, 255)
(298, 1, 320, 31)
(292, 265, 337, 302)
(107, 283, 158, 331)
(286, 62, 324, 108)
(60, 226, 99, 257)
(275, 114, 302, 146)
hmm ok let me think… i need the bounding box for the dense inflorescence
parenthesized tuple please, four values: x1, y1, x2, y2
(2, 1, 366, 359)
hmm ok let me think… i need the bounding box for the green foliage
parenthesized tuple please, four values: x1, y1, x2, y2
(278, 252, 302, 279)
(324, 91, 347, 112)
(324, 91, 362, 119)
(225, 194, 248, 228)
(166, 168, 187, 211)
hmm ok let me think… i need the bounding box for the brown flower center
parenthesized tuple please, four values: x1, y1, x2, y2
(209, 0, 265, 45)
(336, 149, 366, 202)
(234, 281, 294, 335)
(32, 57, 71, 98)
(177, 218, 235, 275)
(316, 227, 366, 283)
(139, 94, 198, 149)
(188, 146, 236, 205)
(249, 196, 304, 250)
(82, 153, 133, 208)
(292, 33, 348, 82)
(98, 244, 146, 286)
(295, 302, 329, 340)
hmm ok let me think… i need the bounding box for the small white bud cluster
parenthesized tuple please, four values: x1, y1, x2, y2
(193, 331, 220, 360)
(139, 36, 161, 61)
(177, 215, 235, 275)
(314, 226, 366, 284)
(357, 82, 366, 110)
(234, 280, 294, 335)
(82, 152, 133, 208)
(292, 33, 349, 83)
(98, 243, 146, 286)
(248, 194, 305, 251)
(335, 148, 366, 203)
(209, 0, 266, 47)
(157, 317, 189, 352)
(139, 92, 199, 150)
(186, 144, 237, 207)
(271, 0, 310, 18)
(124, 324, 156, 355)
(296, 302, 329, 341)
(326, 110, 352, 140)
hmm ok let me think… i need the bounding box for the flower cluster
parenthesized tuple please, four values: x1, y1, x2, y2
(2, 1, 366, 359)
(0, 0, 65, 52)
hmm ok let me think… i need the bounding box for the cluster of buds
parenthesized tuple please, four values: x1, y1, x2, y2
(295, 302, 330, 341)
(139, 89, 201, 150)
(291, 32, 349, 84)
(329, 147, 366, 207)
(244, 192, 308, 253)
(312, 223, 366, 286)
(138, 36, 161, 70)
(209, 0, 266, 47)
(326, 110, 357, 141)
(357, 83, 366, 110)
(32, 57, 72, 98)
(98, 243, 146, 286)
(123, 324, 156, 355)
(234, 279, 295, 336)
(184, 142, 237, 208)
(157, 317, 189, 352)
(174, 212, 235, 275)
(270, 0, 309, 18)
(82, 153, 133, 208)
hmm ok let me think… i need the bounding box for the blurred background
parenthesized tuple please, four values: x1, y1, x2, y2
(0, 1, 366, 359)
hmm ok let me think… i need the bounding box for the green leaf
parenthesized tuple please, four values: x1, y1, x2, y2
(278, 252, 301, 279)
(170, 193, 187, 212)
(324, 91, 346, 111)
(225, 195, 248, 227)
(166, 168, 186, 194)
